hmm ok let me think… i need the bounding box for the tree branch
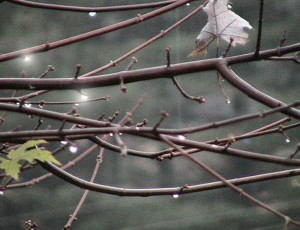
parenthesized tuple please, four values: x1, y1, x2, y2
(216, 61, 300, 119)
(0, 0, 194, 62)
(38, 161, 300, 197)
(7, 0, 188, 12)
(1, 44, 299, 89)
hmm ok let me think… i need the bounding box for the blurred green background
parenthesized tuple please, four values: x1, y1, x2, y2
(0, 0, 300, 229)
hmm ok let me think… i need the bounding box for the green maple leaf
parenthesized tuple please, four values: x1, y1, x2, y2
(0, 140, 61, 180)
(0, 158, 21, 181)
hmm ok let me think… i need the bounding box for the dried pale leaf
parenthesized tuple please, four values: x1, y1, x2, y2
(189, 0, 252, 56)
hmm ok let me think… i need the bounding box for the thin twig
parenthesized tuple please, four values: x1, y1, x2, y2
(217, 62, 300, 119)
(79, 1, 208, 77)
(159, 134, 300, 227)
(7, 0, 185, 12)
(254, 0, 264, 57)
(0, 0, 195, 62)
(172, 76, 206, 103)
(153, 111, 169, 130)
(39, 65, 55, 78)
(64, 147, 104, 229)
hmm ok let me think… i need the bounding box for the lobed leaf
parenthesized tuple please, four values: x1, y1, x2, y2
(0, 140, 61, 180)
(190, 0, 252, 56)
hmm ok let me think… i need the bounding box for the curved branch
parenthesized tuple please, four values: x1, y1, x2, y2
(7, 0, 185, 12)
(2, 143, 99, 189)
(37, 161, 300, 196)
(216, 61, 300, 119)
(88, 136, 170, 159)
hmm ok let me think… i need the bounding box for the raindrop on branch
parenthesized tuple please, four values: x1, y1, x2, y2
(177, 135, 186, 140)
(89, 12, 96, 17)
(172, 194, 179, 199)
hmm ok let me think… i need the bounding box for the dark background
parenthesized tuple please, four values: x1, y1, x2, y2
(0, 0, 300, 229)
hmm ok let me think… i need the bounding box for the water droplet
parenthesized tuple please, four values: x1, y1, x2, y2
(74, 103, 80, 106)
(109, 133, 114, 137)
(119, 133, 123, 136)
(24, 56, 32, 62)
(89, 12, 96, 17)
(39, 104, 44, 108)
(177, 135, 185, 140)
(285, 138, 291, 143)
(61, 140, 68, 145)
(0, 191, 4, 195)
(172, 194, 179, 199)
(24, 103, 32, 108)
(186, 3, 190, 6)
(69, 145, 78, 154)
(135, 127, 140, 131)
(81, 94, 88, 100)
(226, 99, 231, 104)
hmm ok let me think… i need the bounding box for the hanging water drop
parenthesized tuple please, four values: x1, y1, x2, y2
(60, 140, 68, 145)
(89, 12, 96, 17)
(177, 135, 186, 140)
(226, 99, 231, 104)
(0, 191, 4, 196)
(109, 133, 114, 137)
(285, 138, 291, 143)
(172, 194, 179, 199)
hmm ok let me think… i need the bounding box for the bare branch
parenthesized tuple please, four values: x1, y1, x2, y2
(37, 161, 300, 197)
(1, 44, 299, 90)
(7, 0, 187, 12)
(216, 62, 300, 119)
(0, 0, 195, 62)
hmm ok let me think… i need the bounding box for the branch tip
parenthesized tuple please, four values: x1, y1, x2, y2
(166, 46, 172, 67)
(74, 64, 82, 79)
